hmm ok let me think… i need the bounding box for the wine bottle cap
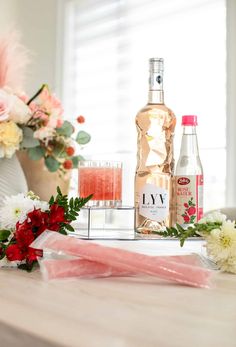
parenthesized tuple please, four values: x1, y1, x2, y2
(182, 115, 198, 126)
(149, 58, 164, 72)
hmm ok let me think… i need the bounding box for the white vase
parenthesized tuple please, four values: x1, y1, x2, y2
(0, 154, 28, 205)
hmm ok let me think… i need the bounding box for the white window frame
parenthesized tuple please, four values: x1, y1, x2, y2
(226, 0, 236, 207)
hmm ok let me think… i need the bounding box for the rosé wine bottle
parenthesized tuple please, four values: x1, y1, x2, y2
(175, 115, 203, 227)
(135, 58, 176, 234)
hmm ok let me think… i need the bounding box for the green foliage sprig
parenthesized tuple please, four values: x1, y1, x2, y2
(153, 222, 223, 246)
(49, 187, 92, 234)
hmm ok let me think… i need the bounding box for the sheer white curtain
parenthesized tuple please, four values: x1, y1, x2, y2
(61, 0, 226, 209)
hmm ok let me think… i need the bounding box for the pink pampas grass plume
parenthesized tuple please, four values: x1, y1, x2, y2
(0, 30, 30, 92)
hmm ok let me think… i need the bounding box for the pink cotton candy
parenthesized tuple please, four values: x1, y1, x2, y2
(31, 231, 212, 288)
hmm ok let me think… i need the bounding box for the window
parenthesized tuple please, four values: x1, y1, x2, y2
(61, 0, 226, 210)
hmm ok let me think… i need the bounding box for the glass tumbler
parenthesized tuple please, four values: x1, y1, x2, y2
(78, 161, 122, 207)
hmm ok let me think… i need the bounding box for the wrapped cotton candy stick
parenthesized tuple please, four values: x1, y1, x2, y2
(40, 254, 205, 281)
(31, 231, 212, 288)
(39, 258, 133, 281)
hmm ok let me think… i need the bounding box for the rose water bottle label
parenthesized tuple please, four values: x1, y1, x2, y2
(175, 175, 203, 225)
(139, 184, 169, 222)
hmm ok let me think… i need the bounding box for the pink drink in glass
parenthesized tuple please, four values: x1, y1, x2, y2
(79, 161, 122, 206)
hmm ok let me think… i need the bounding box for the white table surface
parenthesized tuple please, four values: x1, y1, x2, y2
(0, 239, 236, 347)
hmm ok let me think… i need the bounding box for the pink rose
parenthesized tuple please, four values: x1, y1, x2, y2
(0, 90, 10, 122)
(18, 93, 29, 104)
(0, 100, 9, 121)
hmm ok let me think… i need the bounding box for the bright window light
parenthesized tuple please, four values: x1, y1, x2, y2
(62, 0, 226, 211)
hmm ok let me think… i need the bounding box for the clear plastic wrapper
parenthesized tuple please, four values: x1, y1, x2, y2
(39, 254, 206, 281)
(39, 258, 133, 281)
(31, 231, 212, 288)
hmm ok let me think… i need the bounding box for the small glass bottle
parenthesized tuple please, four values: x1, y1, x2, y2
(175, 115, 203, 226)
(135, 58, 176, 234)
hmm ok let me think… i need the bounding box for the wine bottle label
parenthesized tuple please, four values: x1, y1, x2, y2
(139, 184, 169, 222)
(175, 175, 203, 225)
(149, 72, 163, 91)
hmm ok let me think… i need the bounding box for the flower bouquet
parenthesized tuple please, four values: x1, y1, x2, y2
(0, 31, 90, 199)
(0, 84, 90, 170)
(156, 211, 236, 274)
(19, 84, 90, 173)
(0, 187, 91, 271)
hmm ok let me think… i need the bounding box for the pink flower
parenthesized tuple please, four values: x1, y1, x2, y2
(0, 100, 9, 121)
(34, 126, 55, 141)
(0, 89, 31, 124)
(40, 88, 63, 116)
(18, 93, 29, 104)
(0, 90, 10, 122)
(57, 119, 63, 128)
(29, 102, 38, 112)
(33, 110, 48, 121)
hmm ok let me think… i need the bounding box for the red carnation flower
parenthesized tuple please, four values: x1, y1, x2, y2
(187, 206, 196, 216)
(26, 247, 38, 263)
(27, 209, 49, 227)
(27, 209, 49, 236)
(15, 221, 35, 248)
(49, 203, 66, 225)
(47, 223, 61, 232)
(6, 244, 25, 261)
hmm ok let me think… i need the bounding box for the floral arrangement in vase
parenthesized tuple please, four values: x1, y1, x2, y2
(0, 187, 91, 271)
(20, 84, 90, 174)
(0, 32, 90, 174)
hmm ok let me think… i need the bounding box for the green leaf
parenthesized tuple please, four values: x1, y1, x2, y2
(58, 228, 68, 235)
(27, 146, 45, 160)
(56, 121, 74, 137)
(18, 261, 38, 272)
(57, 186, 62, 195)
(0, 230, 10, 241)
(71, 155, 85, 168)
(45, 157, 60, 172)
(76, 131, 91, 145)
(53, 143, 67, 158)
(64, 224, 75, 232)
(21, 127, 40, 148)
(49, 195, 54, 206)
(69, 197, 74, 209)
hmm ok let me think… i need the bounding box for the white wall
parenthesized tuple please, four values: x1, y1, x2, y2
(15, 0, 58, 95)
(0, 0, 58, 95)
(0, 0, 17, 31)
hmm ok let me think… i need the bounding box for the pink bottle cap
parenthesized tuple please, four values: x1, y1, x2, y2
(182, 115, 198, 126)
